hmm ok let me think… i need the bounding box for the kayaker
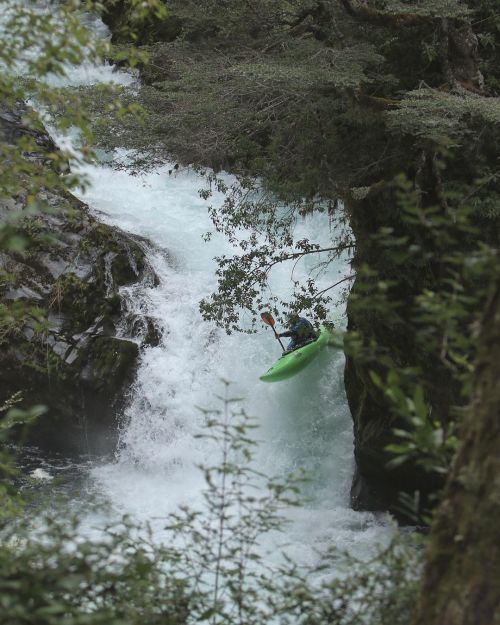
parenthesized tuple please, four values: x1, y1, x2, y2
(277, 314, 317, 352)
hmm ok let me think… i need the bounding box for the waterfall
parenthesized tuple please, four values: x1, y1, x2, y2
(75, 159, 390, 563)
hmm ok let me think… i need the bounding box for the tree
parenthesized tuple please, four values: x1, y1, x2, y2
(93, 0, 499, 326)
(411, 273, 500, 625)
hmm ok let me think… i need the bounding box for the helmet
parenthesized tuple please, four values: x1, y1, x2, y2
(286, 312, 299, 327)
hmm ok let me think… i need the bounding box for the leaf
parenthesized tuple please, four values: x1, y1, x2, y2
(369, 370, 382, 388)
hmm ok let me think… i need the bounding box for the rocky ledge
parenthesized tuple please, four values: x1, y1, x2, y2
(0, 107, 159, 456)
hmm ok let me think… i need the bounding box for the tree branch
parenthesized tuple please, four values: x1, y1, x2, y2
(313, 274, 356, 299)
(338, 0, 432, 27)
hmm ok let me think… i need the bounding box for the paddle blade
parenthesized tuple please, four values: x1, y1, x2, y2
(260, 312, 275, 326)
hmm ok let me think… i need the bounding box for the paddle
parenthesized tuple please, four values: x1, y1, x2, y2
(261, 312, 286, 351)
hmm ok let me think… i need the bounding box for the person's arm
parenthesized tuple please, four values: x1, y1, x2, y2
(278, 330, 293, 338)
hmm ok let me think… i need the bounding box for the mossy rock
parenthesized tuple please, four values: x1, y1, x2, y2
(81, 222, 122, 252)
(0, 103, 158, 457)
(80, 335, 139, 396)
(111, 250, 143, 285)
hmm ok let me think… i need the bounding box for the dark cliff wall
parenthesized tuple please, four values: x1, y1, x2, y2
(344, 182, 452, 517)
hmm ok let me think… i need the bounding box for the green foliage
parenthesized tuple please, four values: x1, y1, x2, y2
(0, 395, 46, 524)
(103, 0, 319, 45)
(0, 301, 46, 348)
(163, 384, 305, 623)
(86, 0, 500, 344)
(196, 174, 354, 331)
(388, 88, 500, 140)
(345, 167, 499, 518)
(0, 3, 421, 621)
(78, 0, 500, 522)
(380, 0, 470, 18)
(273, 539, 421, 625)
(49, 272, 90, 320)
(1, 387, 421, 625)
(80, 36, 383, 176)
(0, 0, 162, 324)
(1, 0, 499, 617)
(0, 0, 163, 237)
(372, 375, 459, 476)
(0, 517, 193, 625)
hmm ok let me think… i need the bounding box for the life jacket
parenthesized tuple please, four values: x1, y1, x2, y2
(289, 317, 316, 339)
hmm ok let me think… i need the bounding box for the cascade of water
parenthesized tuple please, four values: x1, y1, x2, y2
(4, 3, 391, 568)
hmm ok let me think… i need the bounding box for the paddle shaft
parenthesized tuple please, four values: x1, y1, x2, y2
(261, 311, 286, 351)
(271, 325, 286, 351)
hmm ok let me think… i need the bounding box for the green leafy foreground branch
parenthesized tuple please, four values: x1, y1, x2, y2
(0, 386, 421, 625)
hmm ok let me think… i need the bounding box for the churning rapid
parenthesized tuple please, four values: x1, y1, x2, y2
(23, 6, 390, 568)
(79, 159, 389, 564)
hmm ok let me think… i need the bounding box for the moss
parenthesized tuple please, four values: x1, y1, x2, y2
(103, 292, 121, 315)
(80, 222, 122, 253)
(63, 205, 88, 233)
(110, 251, 140, 285)
(0, 271, 17, 296)
(48, 254, 137, 332)
(49, 272, 92, 330)
(25, 344, 64, 376)
(82, 336, 139, 395)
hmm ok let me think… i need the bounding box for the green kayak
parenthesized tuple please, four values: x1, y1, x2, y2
(260, 326, 329, 383)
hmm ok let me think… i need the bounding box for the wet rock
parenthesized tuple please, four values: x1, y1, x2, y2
(36, 254, 70, 279)
(344, 192, 446, 522)
(79, 336, 139, 394)
(0, 104, 159, 457)
(50, 339, 71, 359)
(4, 286, 43, 301)
(126, 314, 162, 347)
(64, 349, 79, 366)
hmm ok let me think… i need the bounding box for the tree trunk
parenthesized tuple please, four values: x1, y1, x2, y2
(412, 280, 500, 625)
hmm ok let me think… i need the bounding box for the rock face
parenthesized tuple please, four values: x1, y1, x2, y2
(344, 291, 426, 517)
(343, 185, 450, 522)
(0, 107, 159, 456)
(345, 339, 441, 518)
